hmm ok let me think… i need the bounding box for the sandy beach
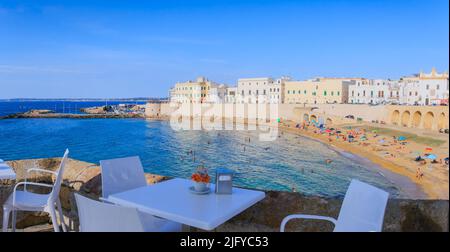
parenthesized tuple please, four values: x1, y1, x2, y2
(146, 116, 449, 199)
(278, 120, 449, 200)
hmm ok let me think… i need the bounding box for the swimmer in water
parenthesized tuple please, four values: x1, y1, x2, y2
(325, 159, 333, 164)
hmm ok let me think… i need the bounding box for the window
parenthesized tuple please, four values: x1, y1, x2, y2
(293, 90, 296, 94)
(352, 91, 354, 96)
(256, 90, 259, 95)
(263, 90, 266, 95)
(249, 90, 251, 95)
(426, 85, 429, 90)
(337, 91, 340, 96)
(370, 91, 373, 97)
(437, 85, 440, 90)
(304, 90, 307, 94)
(241, 90, 244, 95)
(331, 91, 334, 96)
(324, 91, 327, 96)
(363, 91, 366, 96)
(288, 90, 290, 94)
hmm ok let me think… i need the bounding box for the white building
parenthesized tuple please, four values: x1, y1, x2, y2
(268, 76, 291, 104)
(208, 84, 228, 103)
(237, 77, 274, 104)
(225, 87, 237, 103)
(169, 76, 228, 104)
(349, 79, 401, 105)
(399, 68, 449, 105)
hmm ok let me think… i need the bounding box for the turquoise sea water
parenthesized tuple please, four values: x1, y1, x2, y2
(0, 118, 404, 198)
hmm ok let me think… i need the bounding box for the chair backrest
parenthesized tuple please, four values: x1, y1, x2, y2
(74, 193, 145, 232)
(49, 149, 69, 203)
(100, 156, 147, 198)
(334, 179, 389, 232)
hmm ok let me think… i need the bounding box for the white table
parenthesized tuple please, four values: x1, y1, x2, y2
(0, 162, 16, 180)
(107, 178, 265, 230)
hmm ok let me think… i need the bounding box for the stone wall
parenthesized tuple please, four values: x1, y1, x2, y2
(1, 158, 448, 232)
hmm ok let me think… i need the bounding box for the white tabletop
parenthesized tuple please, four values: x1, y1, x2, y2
(0, 162, 16, 180)
(107, 178, 265, 230)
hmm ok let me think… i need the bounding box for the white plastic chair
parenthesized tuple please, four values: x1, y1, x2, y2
(75, 193, 146, 232)
(280, 179, 389, 232)
(2, 149, 69, 232)
(100, 156, 182, 232)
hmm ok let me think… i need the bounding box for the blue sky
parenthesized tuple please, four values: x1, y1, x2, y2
(0, 0, 448, 98)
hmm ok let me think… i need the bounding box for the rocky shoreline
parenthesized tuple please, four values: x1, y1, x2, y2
(1, 112, 144, 119)
(0, 158, 448, 232)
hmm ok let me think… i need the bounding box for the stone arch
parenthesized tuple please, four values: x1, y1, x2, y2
(438, 112, 448, 130)
(423, 112, 434, 130)
(391, 110, 400, 125)
(310, 114, 317, 122)
(412, 111, 422, 128)
(326, 118, 333, 125)
(401, 111, 410, 127)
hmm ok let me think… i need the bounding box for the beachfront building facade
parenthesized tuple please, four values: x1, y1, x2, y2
(208, 84, 228, 103)
(399, 68, 449, 106)
(284, 78, 352, 104)
(348, 79, 401, 105)
(237, 77, 274, 104)
(268, 76, 291, 104)
(169, 76, 228, 104)
(225, 87, 237, 103)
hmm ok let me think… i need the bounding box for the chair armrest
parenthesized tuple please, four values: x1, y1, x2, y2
(26, 168, 58, 176)
(280, 214, 338, 232)
(12, 181, 54, 206)
(24, 168, 57, 191)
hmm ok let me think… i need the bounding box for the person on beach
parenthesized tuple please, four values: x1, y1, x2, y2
(416, 167, 424, 180)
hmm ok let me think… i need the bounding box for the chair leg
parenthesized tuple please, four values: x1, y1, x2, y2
(56, 200, 67, 232)
(49, 207, 60, 232)
(11, 210, 16, 232)
(2, 207, 11, 232)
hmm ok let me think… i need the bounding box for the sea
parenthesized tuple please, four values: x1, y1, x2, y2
(0, 100, 420, 198)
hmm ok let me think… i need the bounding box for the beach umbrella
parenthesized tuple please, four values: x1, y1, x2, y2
(336, 130, 342, 134)
(325, 129, 332, 133)
(378, 139, 385, 144)
(425, 154, 437, 160)
(398, 136, 406, 141)
(372, 130, 378, 133)
(425, 147, 433, 152)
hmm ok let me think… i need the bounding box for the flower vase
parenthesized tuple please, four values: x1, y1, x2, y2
(194, 182, 207, 192)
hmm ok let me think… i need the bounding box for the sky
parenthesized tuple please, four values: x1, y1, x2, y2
(0, 0, 448, 99)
